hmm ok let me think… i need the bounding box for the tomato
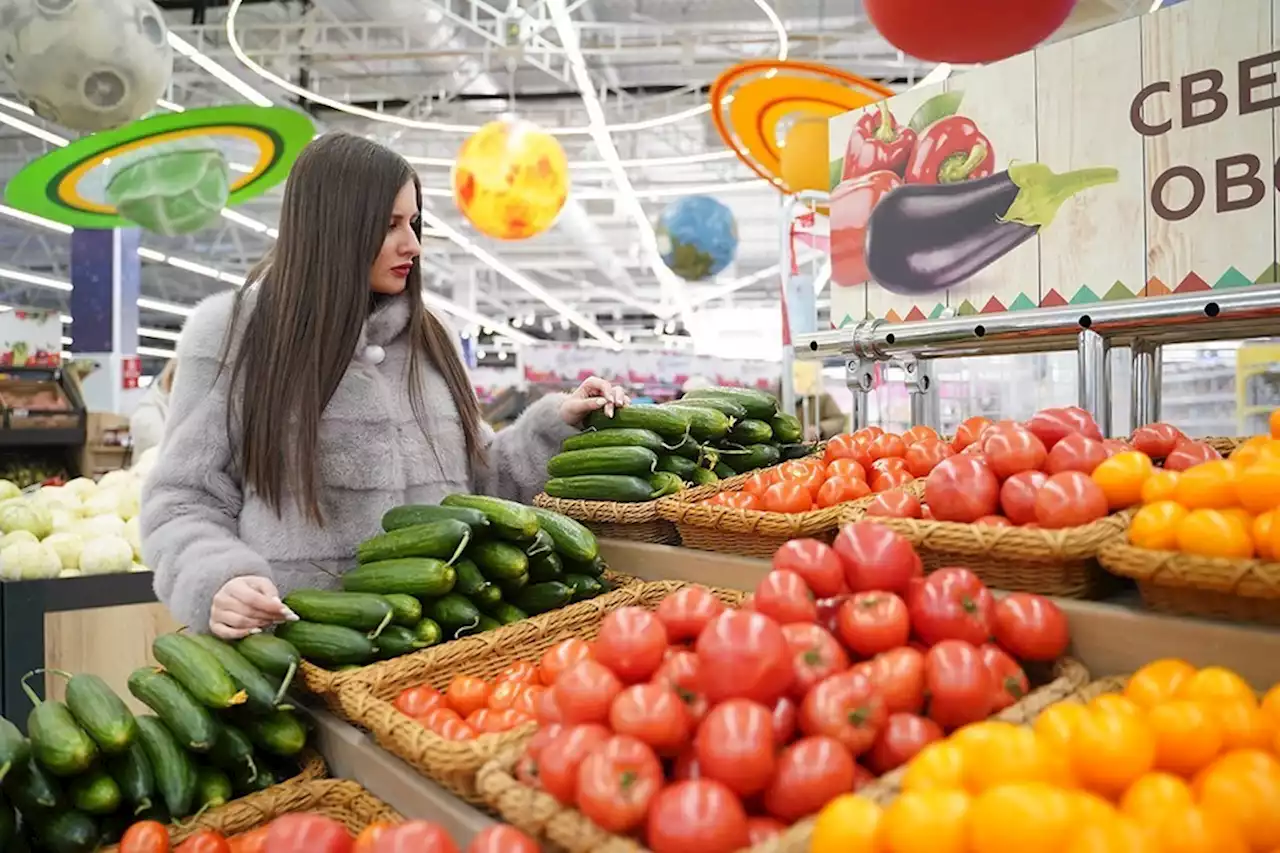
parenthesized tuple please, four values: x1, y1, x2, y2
(1146, 700, 1223, 776)
(539, 638, 592, 686)
(771, 695, 799, 744)
(496, 661, 539, 685)
(574, 734, 662, 833)
(487, 680, 525, 712)
(952, 416, 993, 451)
(836, 592, 910, 657)
(1091, 450, 1154, 510)
(761, 480, 815, 514)
(394, 686, 443, 718)
(780, 458, 824, 479)
(982, 423, 1047, 479)
(121, 821, 172, 853)
(773, 539, 846, 598)
(993, 469, 1046, 526)
(992, 593, 1070, 661)
(980, 644, 1029, 711)
(870, 647, 926, 714)
(902, 425, 940, 446)
(536, 723, 611, 805)
(513, 685, 545, 717)
(654, 586, 725, 642)
(741, 470, 780, 497)
(815, 475, 872, 508)
(1177, 665, 1256, 706)
(866, 712, 943, 774)
(833, 521, 923, 595)
(1061, 407, 1106, 441)
(651, 651, 705, 724)
(352, 824, 394, 853)
(870, 468, 915, 493)
(864, 488, 923, 519)
(906, 567, 994, 646)
(695, 699, 777, 796)
(753, 569, 818, 625)
(266, 814, 354, 853)
(552, 660, 622, 725)
(491, 709, 534, 732)
(435, 719, 477, 741)
(646, 780, 750, 853)
(370, 822, 456, 853)
(1068, 709, 1156, 797)
(1034, 470, 1109, 528)
(1129, 422, 1185, 459)
(904, 439, 954, 478)
(968, 782, 1075, 853)
(1124, 658, 1196, 708)
(534, 686, 563, 724)
(854, 426, 886, 442)
(695, 610, 792, 705)
(1178, 508, 1253, 559)
(799, 670, 886, 756)
(607, 683, 691, 755)
(762, 736, 858, 823)
(868, 433, 908, 461)
(464, 826, 539, 853)
(177, 833, 231, 853)
(592, 607, 668, 683)
(1196, 753, 1280, 851)
(782, 622, 850, 696)
(924, 640, 994, 730)
(420, 707, 462, 733)
(871, 456, 908, 476)
(926, 455, 1000, 522)
(1024, 407, 1081, 450)
(445, 676, 491, 718)
(827, 457, 868, 481)
(1044, 433, 1109, 476)
(781, 465, 826, 499)
(1164, 440, 1222, 471)
(716, 492, 760, 510)
(745, 817, 786, 845)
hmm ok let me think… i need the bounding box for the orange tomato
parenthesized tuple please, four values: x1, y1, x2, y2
(1118, 772, 1194, 821)
(445, 675, 491, 717)
(1067, 789, 1119, 826)
(1229, 435, 1270, 468)
(961, 724, 1064, 793)
(902, 425, 940, 446)
(1196, 751, 1280, 850)
(825, 457, 867, 481)
(1173, 460, 1242, 510)
(1068, 708, 1156, 797)
(1089, 695, 1142, 718)
(1175, 509, 1254, 559)
(809, 795, 884, 853)
(761, 480, 814, 514)
(1146, 700, 1222, 776)
(1124, 659, 1196, 708)
(1255, 510, 1277, 560)
(880, 789, 969, 853)
(1065, 817, 1158, 853)
(495, 661, 540, 685)
(1128, 501, 1189, 551)
(1034, 701, 1090, 753)
(1235, 462, 1280, 514)
(1261, 683, 1280, 722)
(1177, 666, 1257, 707)
(901, 741, 966, 792)
(1140, 469, 1181, 504)
(1092, 451, 1155, 510)
(1146, 804, 1248, 853)
(815, 475, 871, 508)
(352, 822, 394, 853)
(1213, 700, 1275, 751)
(968, 782, 1074, 853)
(487, 679, 526, 712)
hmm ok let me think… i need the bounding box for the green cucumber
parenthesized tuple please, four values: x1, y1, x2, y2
(689, 466, 718, 486)
(426, 594, 483, 640)
(658, 404, 733, 442)
(59, 673, 136, 756)
(656, 455, 699, 479)
(468, 585, 503, 609)
(665, 434, 704, 461)
(375, 625, 428, 659)
(440, 494, 539, 541)
(584, 406, 690, 441)
(126, 668, 218, 752)
(510, 581, 574, 615)
(236, 634, 301, 679)
(39, 810, 97, 853)
(282, 590, 395, 633)
(188, 635, 283, 715)
(207, 722, 257, 779)
(526, 528, 556, 558)
(107, 742, 154, 814)
(547, 446, 659, 478)
(649, 472, 685, 497)
(342, 558, 456, 597)
(780, 442, 816, 460)
(484, 602, 529, 624)
(22, 677, 97, 777)
(561, 428, 667, 454)
(478, 615, 502, 632)
(5, 757, 62, 812)
(453, 559, 492, 597)
(562, 554, 606, 578)
(357, 519, 471, 564)
(383, 593, 423, 626)
(381, 504, 490, 534)
(273, 621, 376, 666)
(498, 573, 529, 596)
(562, 573, 607, 602)
(412, 618, 443, 647)
(234, 765, 278, 795)
(243, 710, 307, 758)
(684, 387, 779, 420)
(728, 418, 774, 444)
(713, 461, 736, 478)
(527, 551, 564, 583)
(0, 717, 29, 783)
(470, 540, 529, 581)
(544, 475, 656, 503)
(135, 715, 196, 818)
(719, 443, 782, 473)
(195, 766, 233, 809)
(528, 506, 599, 563)
(152, 634, 246, 709)
(69, 769, 120, 815)
(669, 396, 748, 419)
(771, 413, 804, 443)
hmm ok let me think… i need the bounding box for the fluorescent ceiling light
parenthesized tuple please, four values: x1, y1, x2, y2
(422, 291, 536, 345)
(0, 265, 72, 292)
(167, 31, 273, 107)
(0, 109, 69, 146)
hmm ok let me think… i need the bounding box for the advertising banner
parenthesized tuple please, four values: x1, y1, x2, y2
(0, 308, 62, 367)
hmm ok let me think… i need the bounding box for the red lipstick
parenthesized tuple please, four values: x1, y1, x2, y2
(390, 263, 413, 278)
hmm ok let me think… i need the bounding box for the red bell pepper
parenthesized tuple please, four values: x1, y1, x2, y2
(842, 103, 917, 181)
(831, 170, 904, 286)
(904, 115, 995, 184)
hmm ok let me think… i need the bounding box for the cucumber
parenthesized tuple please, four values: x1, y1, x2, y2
(665, 434, 704, 461)
(562, 573, 607, 602)
(412, 618, 443, 647)
(468, 585, 503, 609)
(528, 507, 599, 563)
(527, 551, 564, 583)
(375, 625, 428, 659)
(69, 769, 120, 815)
(234, 765, 278, 795)
(236, 634, 301, 679)
(478, 615, 502, 632)
(207, 722, 257, 779)
(719, 443, 782, 473)
(273, 621, 376, 666)
(135, 715, 196, 818)
(153, 633, 247, 709)
(342, 558, 456, 598)
(24, 685, 97, 777)
(484, 602, 529, 624)
(440, 494, 539, 541)
(470, 540, 529, 581)
(729, 418, 774, 444)
(383, 594, 423, 626)
(658, 404, 733, 442)
(0, 717, 29, 783)
(668, 396, 748, 419)
(356, 519, 471, 564)
(780, 442, 816, 460)
(584, 406, 691, 441)
(195, 766, 233, 809)
(382, 504, 490, 534)
(5, 757, 62, 812)
(243, 710, 307, 758)
(498, 573, 529, 596)
(525, 528, 556, 558)
(689, 466, 718, 486)
(684, 387, 779, 420)
(561, 428, 667, 454)
(38, 810, 97, 853)
(453, 559, 492, 597)
(426, 594, 483, 640)
(562, 554, 607, 578)
(126, 668, 218, 753)
(544, 475, 656, 503)
(60, 673, 136, 756)
(547, 446, 659, 478)
(656, 455, 699, 480)
(713, 461, 736, 478)
(188, 635, 283, 715)
(281, 590, 395, 633)
(771, 413, 804, 443)
(510, 581, 574, 615)
(107, 742, 154, 814)
(649, 472, 685, 497)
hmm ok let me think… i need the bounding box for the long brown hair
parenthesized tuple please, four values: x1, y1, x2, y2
(222, 132, 484, 523)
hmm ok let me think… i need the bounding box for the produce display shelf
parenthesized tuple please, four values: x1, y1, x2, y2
(0, 426, 86, 448)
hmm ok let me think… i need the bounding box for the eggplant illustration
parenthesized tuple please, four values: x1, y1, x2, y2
(864, 163, 1118, 296)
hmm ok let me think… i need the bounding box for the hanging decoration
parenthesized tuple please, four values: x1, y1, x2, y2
(452, 120, 570, 241)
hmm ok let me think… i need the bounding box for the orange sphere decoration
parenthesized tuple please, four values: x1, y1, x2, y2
(452, 120, 569, 241)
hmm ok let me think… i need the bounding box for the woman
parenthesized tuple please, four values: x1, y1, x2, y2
(141, 133, 628, 640)
(130, 360, 175, 456)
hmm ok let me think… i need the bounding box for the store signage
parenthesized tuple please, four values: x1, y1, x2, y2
(121, 356, 141, 390)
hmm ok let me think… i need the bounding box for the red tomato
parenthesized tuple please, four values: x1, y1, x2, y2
(695, 699, 777, 797)
(902, 425, 940, 446)
(352, 824, 392, 853)
(394, 686, 443, 718)
(653, 648, 699, 689)
(854, 426, 886, 442)
(496, 661, 540, 685)
(832, 521, 923, 595)
(870, 646, 927, 714)
(1034, 470, 1109, 528)
(695, 610, 793, 705)
(762, 736, 859, 823)
(999, 469, 1048, 525)
(1102, 438, 1131, 457)
(952, 416, 993, 451)
(836, 592, 910, 658)
(513, 685, 545, 717)
(868, 433, 908, 461)
(540, 638, 593, 686)
(419, 707, 463, 735)
(980, 643, 1029, 712)
(992, 593, 1070, 661)
(870, 468, 915, 493)
(537, 723, 611, 805)
(865, 713, 944, 774)
(1129, 422, 1185, 459)
(981, 423, 1047, 479)
(465, 826, 539, 853)
(815, 593, 851, 638)
(487, 680, 525, 712)
(761, 480, 815, 514)
(771, 695, 798, 744)
(974, 515, 1012, 526)
(799, 670, 886, 756)
(716, 492, 760, 510)
(176, 831, 230, 853)
(1164, 439, 1222, 471)
(772, 538, 846, 598)
(825, 434, 873, 467)
(871, 456, 908, 476)
(740, 470, 779, 496)
(1044, 433, 1108, 476)
(535, 686, 563, 724)
(816, 475, 873, 508)
(906, 567, 995, 646)
(826, 457, 868, 481)
(372, 822, 456, 853)
(524, 724, 565, 762)
(552, 660, 623, 725)
(864, 0, 1076, 64)
(608, 683, 691, 755)
(1024, 407, 1081, 450)
(782, 622, 850, 696)
(753, 569, 818, 625)
(671, 748, 701, 781)
(267, 814, 355, 853)
(745, 817, 787, 845)
(445, 676, 491, 718)
(852, 763, 876, 790)
(1061, 406, 1103, 441)
(905, 438, 955, 477)
(864, 488, 923, 519)
(780, 465, 826, 499)
(592, 607, 668, 683)
(435, 719, 477, 741)
(925, 456, 1000, 522)
(646, 780, 750, 853)
(655, 586, 726, 642)
(780, 459, 824, 480)
(924, 640, 994, 730)
(120, 821, 171, 853)
(576, 735, 663, 834)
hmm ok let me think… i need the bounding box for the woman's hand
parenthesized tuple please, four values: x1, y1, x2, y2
(209, 576, 294, 639)
(561, 376, 631, 425)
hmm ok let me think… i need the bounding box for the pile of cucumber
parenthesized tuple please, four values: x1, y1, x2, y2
(542, 386, 812, 503)
(0, 632, 308, 852)
(270, 496, 611, 671)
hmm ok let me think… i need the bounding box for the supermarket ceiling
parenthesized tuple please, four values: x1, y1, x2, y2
(0, 0, 1151, 360)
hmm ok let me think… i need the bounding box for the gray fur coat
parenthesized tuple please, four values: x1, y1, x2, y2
(140, 290, 575, 632)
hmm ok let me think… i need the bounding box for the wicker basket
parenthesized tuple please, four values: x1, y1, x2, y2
(533, 478, 739, 545)
(1099, 541, 1280, 625)
(476, 657, 1089, 853)
(334, 580, 745, 805)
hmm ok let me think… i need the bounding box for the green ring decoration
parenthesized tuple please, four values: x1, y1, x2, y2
(3, 105, 315, 229)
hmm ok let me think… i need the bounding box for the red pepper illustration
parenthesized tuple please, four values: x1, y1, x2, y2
(830, 170, 904, 286)
(905, 115, 995, 184)
(842, 103, 917, 181)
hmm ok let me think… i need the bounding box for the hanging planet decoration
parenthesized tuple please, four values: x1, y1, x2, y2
(862, 0, 1078, 63)
(452, 120, 570, 241)
(779, 116, 831, 196)
(105, 139, 230, 236)
(655, 195, 739, 282)
(0, 0, 173, 132)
